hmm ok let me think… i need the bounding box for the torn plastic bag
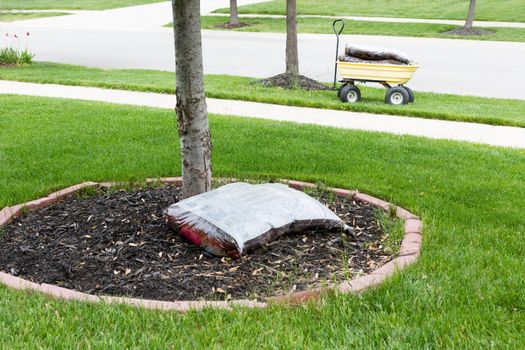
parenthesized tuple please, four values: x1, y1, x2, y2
(164, 183, 346, 258)
(344, 44, 415, 65)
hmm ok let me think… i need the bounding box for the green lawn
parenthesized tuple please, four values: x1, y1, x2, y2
(200, 16, 525, 43)
(0, 94, 524, 348)
(1, 62, 524, 128)
(223, 0, 525, 22)
(0, 11, 66, 22)
(0, 0, 164, 10)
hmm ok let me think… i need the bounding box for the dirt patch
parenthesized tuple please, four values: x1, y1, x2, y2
(256, 73, 330, 91)
(215, 22, 251, 29)
(0, 184, 398, 302)
(444, 27, 494, 36)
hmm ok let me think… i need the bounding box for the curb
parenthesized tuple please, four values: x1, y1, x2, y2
(0, 178, 422, 312)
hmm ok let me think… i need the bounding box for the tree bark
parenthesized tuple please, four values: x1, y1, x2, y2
(285, 0, 299, 75)
(229, 0, 239, 26)
(464, 0, 476, 29)
(172, 0, 212, 198)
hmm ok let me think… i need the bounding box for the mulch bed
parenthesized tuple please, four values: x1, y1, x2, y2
(0, 184, 395, 302)
(444, 27, 494, 36)
(256, 73, 330, 91)
(215, 22, 251, 29)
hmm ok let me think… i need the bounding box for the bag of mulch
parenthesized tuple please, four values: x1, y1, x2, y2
(164, 183, 346, 258)
(338, 55, 406, 65)
(342, 44, 416, 65)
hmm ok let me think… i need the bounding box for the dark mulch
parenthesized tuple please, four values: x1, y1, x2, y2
(0, 184, 395, 302)
(256, 73, 330, 91)
(444, 27, 494, 36)
(215, 22, 251, 29)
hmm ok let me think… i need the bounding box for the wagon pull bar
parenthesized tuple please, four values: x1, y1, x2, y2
(332, 19, 345, 89)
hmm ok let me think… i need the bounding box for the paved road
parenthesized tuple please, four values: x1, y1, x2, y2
(2, 1, 525, 100)
(2, 80, 524, 149)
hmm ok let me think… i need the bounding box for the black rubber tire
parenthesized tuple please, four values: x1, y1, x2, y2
(340, 84, 361, 103)
(385, 86, 410, 105)
(403, 86, 415, 103)
(337, 83, 347, 98)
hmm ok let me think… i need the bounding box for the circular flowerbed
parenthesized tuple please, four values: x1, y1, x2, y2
(0, 179, 422, 311)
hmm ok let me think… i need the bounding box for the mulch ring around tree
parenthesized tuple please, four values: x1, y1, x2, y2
(443, 27, 494, 36)
(215, 22, 251, 29)
(0, 183, 401, 302)
(255, 73, 330, 91)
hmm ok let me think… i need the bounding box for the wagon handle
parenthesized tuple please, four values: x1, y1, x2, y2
(332, 18, 345, 36)
(332, 19, 345, 89)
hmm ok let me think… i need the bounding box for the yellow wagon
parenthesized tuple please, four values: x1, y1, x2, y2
(332, 20, 419, 105)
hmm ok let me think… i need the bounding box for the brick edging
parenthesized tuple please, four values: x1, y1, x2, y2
(0, 178, 422, 311)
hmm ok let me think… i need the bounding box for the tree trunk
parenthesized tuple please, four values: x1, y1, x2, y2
(229, 0, 239, 26)
(464, 0, 476, 29)
(172, 0, 212, 198)
(285, 0, 299, 75)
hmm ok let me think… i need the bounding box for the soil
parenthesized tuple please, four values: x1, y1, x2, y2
(0, 184, 396, 302)
(215, 22, 251, 29)
(256, 73, 330, 91)
(444, 27, 494, 36)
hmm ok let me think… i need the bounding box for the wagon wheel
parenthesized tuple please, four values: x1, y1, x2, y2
(340, 84, 361, 103)
(385, 86, 409, 105)
(403, 86, 415, 103)
(337, 83, 347, 98)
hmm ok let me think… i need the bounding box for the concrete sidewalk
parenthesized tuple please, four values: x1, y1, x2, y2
(207, 13, 525, 29)
(1, 80, 524, 149)
(0, 9, 93, 14)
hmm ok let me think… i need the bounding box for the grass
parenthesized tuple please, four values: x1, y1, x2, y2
(1, 94, 525, 348)
(375, 209, 404, 254)
(0, 0, 164, 11)
(200, 16, 525, 43)
(0, 11, 67, 22)
(222, 0, 525, 22)
(1, 62, 524, 128)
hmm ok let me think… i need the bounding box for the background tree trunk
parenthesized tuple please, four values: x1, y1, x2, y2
(285, 0, 299, 75)
(172, 0, 212, 198)
(229, 0, 239, 26)
(464, 0, 476, 29)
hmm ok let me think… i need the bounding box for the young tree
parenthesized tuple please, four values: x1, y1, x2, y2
(263, 0, 324, 90)
(285, 0, 299, 76)
(464, 0, 477, 29)
(172, 0, 212, 198)
(229, 0, 240, 27)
